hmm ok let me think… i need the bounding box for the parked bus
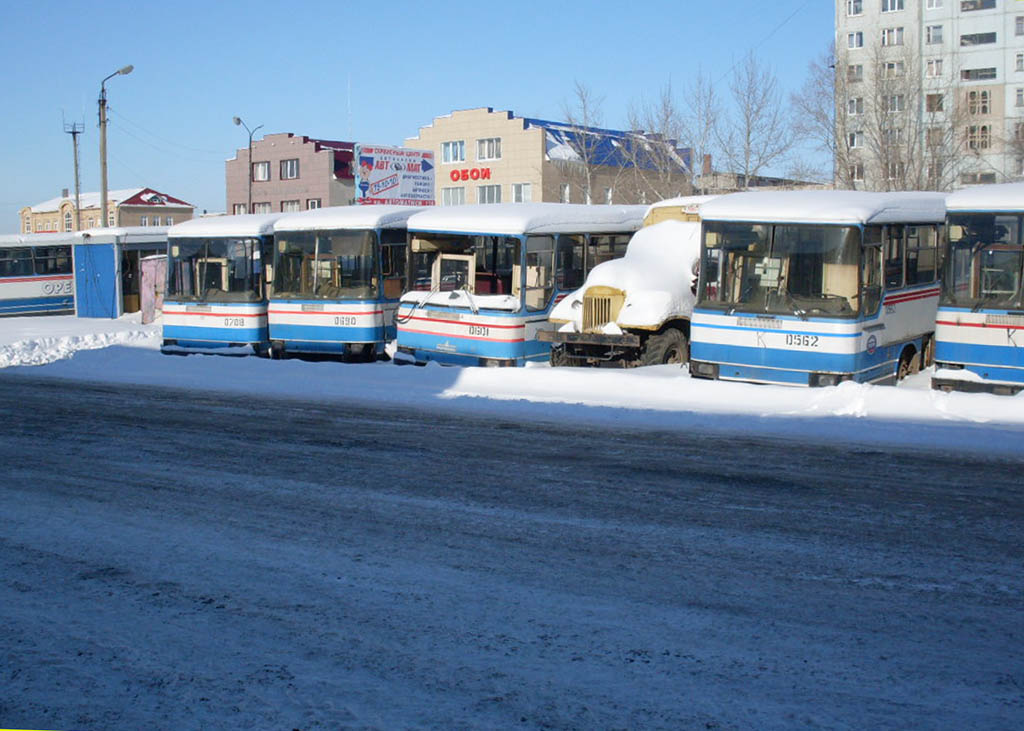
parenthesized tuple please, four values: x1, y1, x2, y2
(395, 203, 646, 366)
(161, 213, 282, 355)
(933, 182, 1024, 394)
(0, 233, 74, 316)
(268, 205, 418, 360)
(689, 190, 946, 386)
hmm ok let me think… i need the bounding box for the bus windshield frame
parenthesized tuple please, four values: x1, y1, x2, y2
(273, 229, 378, 300)
(166, 236, 264, 302)
(943, 212, 1024, 310)
(699, 222, 862, 318)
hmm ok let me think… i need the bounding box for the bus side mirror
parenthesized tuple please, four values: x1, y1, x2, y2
(948, 225, 964, 240)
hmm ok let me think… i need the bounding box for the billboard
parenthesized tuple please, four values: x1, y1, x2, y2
(354, 144, 435, 206)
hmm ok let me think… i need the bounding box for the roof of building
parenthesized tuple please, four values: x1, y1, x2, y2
(28, 187, 193, 213)
(407, 202, 647, 235)
(700, 190, 948, 225)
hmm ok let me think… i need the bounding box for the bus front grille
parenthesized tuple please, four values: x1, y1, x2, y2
(582, 289, 624, 332)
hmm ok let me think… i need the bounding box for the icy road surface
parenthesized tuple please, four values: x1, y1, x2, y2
(1, 376, 1022, 730)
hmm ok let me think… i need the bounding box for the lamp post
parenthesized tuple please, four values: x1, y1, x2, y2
(98, 64, 133, 228)
(233, 116, 263, 213)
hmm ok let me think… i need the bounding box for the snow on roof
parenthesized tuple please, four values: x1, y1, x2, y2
(524, 117, 691, 173)
(406, 203, 647, 235)
(167, 213, 284, 238)
(644, 195, 719, 218)
(274, 205, 422, 233)
(0, 231, 81, 248)
(80, 226, 170, 244)
(700, 190, 947, 225)
(945, 183, 1024, 212)
(29, 189, 143, 213)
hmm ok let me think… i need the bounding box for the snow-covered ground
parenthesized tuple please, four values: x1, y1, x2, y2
(2, 313, 1023, 456)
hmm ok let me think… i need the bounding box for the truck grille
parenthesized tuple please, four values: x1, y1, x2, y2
(582, 287, 625, 332)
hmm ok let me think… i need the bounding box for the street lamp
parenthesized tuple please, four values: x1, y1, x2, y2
(233, 116, 263, 213)
(98, 64, 133, 228)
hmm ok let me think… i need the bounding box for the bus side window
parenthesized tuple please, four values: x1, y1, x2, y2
(884, 225, 905, 289)
(0, 247, 34, 277)
(381, 243, 406, 299)
(861, 226, 883, 316)
(555, 234, 585, 290)
(905, 225, 938, 285)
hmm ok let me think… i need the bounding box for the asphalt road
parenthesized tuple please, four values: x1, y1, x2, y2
(1, 375, 1022, 730)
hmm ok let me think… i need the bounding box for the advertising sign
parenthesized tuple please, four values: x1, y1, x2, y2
(354, 144, 435, 206)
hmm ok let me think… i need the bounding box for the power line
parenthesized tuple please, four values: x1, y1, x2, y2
(714, 0, 815, 84)
(107, 118, 226, 163)
(107, 108, 228, 155)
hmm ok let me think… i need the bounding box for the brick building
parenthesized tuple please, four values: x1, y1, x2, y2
(19, 187, 193, 234)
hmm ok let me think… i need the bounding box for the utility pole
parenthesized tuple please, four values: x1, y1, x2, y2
(99, 64, 133, 227)
(64, 120, 84, 230)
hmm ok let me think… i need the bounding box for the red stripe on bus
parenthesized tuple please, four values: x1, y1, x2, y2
(267, 309, 383, 316)
(163, 311, 264, 318)
(401, 314, 525, 330)
(399, 326, 525, 343)
(0, 275, 73, 284)
(936, 320, 1023, 330)
(883, 289, 940, 305)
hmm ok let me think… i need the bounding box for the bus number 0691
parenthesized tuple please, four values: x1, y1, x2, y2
(467, 325, 490, 337)
(785, 333, 819, 347)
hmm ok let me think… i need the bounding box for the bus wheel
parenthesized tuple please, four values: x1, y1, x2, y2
(922, 335, 935, 368)
(642, 328, 688, 366)
(550, 345, 571, 367)
(896, 346, 916, 382)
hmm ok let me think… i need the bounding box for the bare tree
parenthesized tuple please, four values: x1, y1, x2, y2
(680, 68, 720, 194)
(557, 80, 620, 203)
(624, 82, 693, 201)
(715, 52, 795, 187)
(790, 44, 838, 184)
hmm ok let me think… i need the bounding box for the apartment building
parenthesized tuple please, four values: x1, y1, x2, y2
(405, 107, 692, 205)
(836, 0, 1024, 189)
(225, 133, 355, 214)
(20, 187, 193, 234)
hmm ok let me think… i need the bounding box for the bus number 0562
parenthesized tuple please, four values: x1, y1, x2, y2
(785, 333, 819, 347)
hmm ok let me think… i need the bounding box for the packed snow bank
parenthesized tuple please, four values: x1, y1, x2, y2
(2, 315, 1023, 455)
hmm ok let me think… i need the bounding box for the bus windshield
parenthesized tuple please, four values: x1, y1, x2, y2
(166, 237, 263, 302)
(274, 229, 377, 299)
(408, 234, 521, 297)
(700, 223, 861, 318)
(943, 213, 1024, 310)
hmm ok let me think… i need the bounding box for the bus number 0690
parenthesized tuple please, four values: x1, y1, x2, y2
(334, 316, 357, 326)
(785, 333, 819, 347)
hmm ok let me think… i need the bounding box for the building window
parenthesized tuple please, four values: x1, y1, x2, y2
(23, 218, 30, 233)
(961, 171, 997, 185)
(477, 184, 501, 204)
(140, 215, 148, 226)
(926, 0, 943, 8)
(441, 140, 465, 164)
(961, 67, 996, 81)
(477, 137, 501, 161)
(560, 183, 571, 203)
(847, 64, 864, 83)
(927, 160, 944, 182)
(883, 127, 904, 146)
(307, 199, 321, 209)
(512, 183, 532, 203)
(882, 0, 904, 11)
(926, 59, 943, 78)
(604, 187, 613, 205)
(848, 131, 863, 148)
(961, 32, 997, 46)
(960, 0, 995, 10)
(849, 163, 864, 182)
(966, 125, 991, 150)
(64, 212, 72, 231)
(848, 32, 863, 49)
(252, 161, 270, 182)
(441, 187, 465, 206)
(881, 27, 904, 46)
(882, 61, 905, 78)
(886, 162, 905, 181)
(926, 25, 943, 44)
(165, 217, 173, 226)
(1017, 88, 1024, 108)
(252, 202, 271, 214)
(967, 90, 990, 114)
(281, 200, 301, 212)
(1017, 16, 1024, 36)
(108, 214, 115, 226)
(1017, 53, 1024, 72)
(280, 159, 299, 180)
(848, 97, 864, 115)
(233, 203, 247, 215)
(885, 94, 906, 113)
(926, 127, 945, 147)
(847, 0, 862, 15)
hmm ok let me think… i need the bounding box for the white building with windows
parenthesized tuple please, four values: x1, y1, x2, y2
(837, 0, 1024, 187)
(405, 107, 692, 206)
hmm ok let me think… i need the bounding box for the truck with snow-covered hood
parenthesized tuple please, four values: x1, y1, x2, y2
(540, 196, 715, 366)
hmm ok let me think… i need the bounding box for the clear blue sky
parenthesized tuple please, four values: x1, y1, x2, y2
(0, 0, 834, 228)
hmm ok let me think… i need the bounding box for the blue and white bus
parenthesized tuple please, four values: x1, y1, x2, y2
(395, 203, 645, 366)
(268, 205, 419, 360)
(162, 213, 282, 355)
(933, 183, 1024, 394)
(689, 191, 946, 386)
(0, 233, 75, 316)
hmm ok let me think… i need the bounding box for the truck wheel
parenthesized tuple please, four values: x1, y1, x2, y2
(896, 345, 916, 381)
(550, 345, 571, 367)
(641, 328, 688, 366)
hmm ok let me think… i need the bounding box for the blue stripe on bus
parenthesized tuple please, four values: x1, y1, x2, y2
(162, 324, 268, 344)
(691, 341, 901, 381)
(936, 341, 1024, 371)
(691, 321, 862, 338)
(0, 296, 74, 315)
(269, 323, 384, 344)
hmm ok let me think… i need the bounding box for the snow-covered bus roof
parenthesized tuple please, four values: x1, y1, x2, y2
(407, 203, 647, 235)
(79, 226, 169, 245)
(700, 190, 947, 225)
(644, 195, 719, 219)
(273, 205, 422, 233)
(0, 232, 79, 248)
(945, 182, 1024, 212)
(167, 213, 284, 238)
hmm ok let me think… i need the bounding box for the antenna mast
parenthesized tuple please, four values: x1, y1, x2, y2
(63, 119, 85, 230)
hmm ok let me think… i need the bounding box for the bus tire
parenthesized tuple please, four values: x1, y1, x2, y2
(550, 345, 572, 367)
(896, 345, 916, 381)
(641, 328, 688, 366)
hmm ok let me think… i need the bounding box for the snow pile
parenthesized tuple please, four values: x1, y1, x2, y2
(552, 220, 700, 329)
(0, 315, 158, 368)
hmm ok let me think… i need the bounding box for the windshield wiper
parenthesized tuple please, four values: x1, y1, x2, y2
(778, 289, 807, 320)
